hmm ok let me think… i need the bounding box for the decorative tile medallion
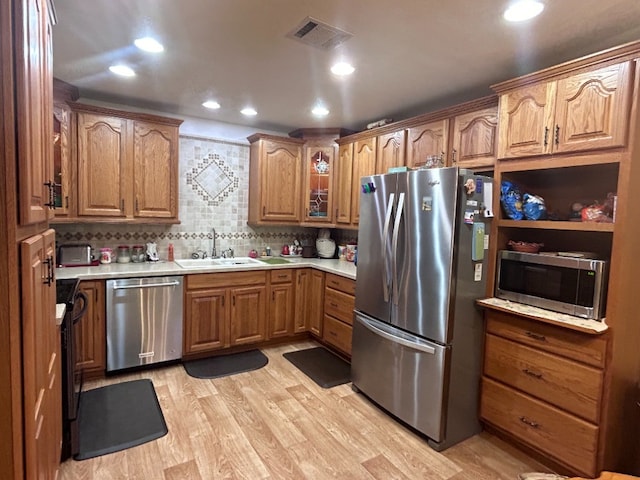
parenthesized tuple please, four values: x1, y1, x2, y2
(186, 153, 239, 206)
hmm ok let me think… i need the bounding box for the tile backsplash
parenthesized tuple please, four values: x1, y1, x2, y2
(55, 134, 354, 261)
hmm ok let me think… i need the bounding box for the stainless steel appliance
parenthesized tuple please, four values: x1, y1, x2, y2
(352, 167, 493, 451)
(58, 243, 98, 267)
(496, 250, 608, 319)
(106, 276, 183, 371)
(56, 278, 88, 459)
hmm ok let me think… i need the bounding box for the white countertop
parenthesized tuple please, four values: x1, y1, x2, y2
(55, 257, 357, 281)
(56, 304, 66, 326)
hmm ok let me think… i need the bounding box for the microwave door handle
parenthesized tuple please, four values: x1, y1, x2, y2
(391, 192, 405, 305)
(381, 193, 395, 302)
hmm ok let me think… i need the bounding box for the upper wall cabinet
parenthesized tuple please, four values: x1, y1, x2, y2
(350, 137, 377, 226)
(450, 106, 498, 170)
(376, 130, 405, 174)
(60, 103, 182, 224)
(247, 133, 305, 225)
(335, 142, 354, 226)
(497, 62, 633, 159)
(405, 119, 449, 169)
(16, 0, 55, 225)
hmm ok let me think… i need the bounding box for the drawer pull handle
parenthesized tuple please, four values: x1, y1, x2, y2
(330, 302, 339, 308)
(523, 368, 543, 379)
(525, 331, 547, 342)
(278, 274, 287, 279)
(329, 331, 337, 336)
(519, 416, 540, 428)
(330, 281, 339, 286)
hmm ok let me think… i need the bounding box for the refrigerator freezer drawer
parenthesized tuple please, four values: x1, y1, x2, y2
(351, 312, 449, 442)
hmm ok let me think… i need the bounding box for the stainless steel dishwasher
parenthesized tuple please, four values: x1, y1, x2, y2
(106, 276, 183, 371)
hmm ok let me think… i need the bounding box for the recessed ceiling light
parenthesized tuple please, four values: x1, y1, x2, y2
(331, 62, 355, 76)
(241, 107, 258, 116)
(312, 105, 329, 117)
(202, 100, 221, 110)
(109, 65, 136, 77)
(134, 37, 164, 53)
(503, 0, 544, 22)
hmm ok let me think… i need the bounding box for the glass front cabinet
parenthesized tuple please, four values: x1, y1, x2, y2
(301, 140, 337, 225)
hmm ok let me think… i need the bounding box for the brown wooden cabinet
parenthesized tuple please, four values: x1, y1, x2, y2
(335, 143, 354, 226)
(247, 133, 304, 225)
(21, 229, 59, 480)
(497, 62, 632, 159)
(481, 310, 605, 476)
(184, 271, 267, 356)
(376, 130, 405, 174)
(52, 79, 79, 218)
(64, 103, 182, 223)
(450, 106, 498, 170)
(75, 280, 106, 375)
(350, 137, 377, 226)
(294, 269, 325, 336)
(405, 119, 449, 168)
(268, 270, 295, 339)
(484, 44, 640, 476)
(322, 273, 355, 356)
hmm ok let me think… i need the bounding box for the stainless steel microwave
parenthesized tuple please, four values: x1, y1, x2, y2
(495, 250, 608, 320)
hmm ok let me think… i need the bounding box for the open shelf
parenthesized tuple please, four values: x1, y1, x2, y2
(497, 219, 615, 232)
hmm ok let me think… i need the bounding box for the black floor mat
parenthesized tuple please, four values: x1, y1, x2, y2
(183, 349, 268, 379)
(283, 347, 351, 388)
(76, 379, 167, 460)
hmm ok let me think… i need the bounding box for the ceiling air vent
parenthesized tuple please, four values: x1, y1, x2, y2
(286, 16, 353, 50)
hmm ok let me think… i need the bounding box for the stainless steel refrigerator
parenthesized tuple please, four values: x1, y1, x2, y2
(352, 166, 493, 451)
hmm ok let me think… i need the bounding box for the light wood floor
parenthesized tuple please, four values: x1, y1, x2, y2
(58, 340, 551, 480)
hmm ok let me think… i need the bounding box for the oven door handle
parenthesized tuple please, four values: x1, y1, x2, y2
(72, 291, 89, 325)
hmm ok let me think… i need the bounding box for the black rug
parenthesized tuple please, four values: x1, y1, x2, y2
(283, 347, 351, 388)
(183, 349, 268, 379)
(76, 379, 167, 460)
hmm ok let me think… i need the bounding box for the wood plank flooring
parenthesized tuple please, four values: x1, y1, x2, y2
(58, 340, 552, 479)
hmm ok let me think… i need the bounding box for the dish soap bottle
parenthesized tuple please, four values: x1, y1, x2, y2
(168, 243, 175, 262)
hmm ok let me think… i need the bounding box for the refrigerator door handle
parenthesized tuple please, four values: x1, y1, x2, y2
(358, 315, 436, 355)
(381, 193, 395, 302)
(391, 192, 405, 304)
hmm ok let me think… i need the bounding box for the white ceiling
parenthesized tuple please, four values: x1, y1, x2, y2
(52, 0, 640, 133)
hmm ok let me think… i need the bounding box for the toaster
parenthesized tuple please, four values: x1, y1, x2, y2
(58, 244, 95, 267)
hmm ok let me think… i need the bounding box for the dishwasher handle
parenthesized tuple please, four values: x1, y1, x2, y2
(112, 281, 180, 290)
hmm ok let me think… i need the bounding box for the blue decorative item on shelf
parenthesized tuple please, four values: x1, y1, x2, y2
(500, 181, 524, 220)
(523, 193, 547, 220)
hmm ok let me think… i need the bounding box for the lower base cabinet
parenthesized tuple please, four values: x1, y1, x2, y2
(295, 269, 325, 337)
(480, 309, 607, 477)
(322, 273, 355, 356)
(268, 269, 295, 339)
(76, 280, 106, 375)
(184, 271, 267, 355)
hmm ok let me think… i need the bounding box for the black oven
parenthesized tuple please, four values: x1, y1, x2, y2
(56, 278, 88, 460)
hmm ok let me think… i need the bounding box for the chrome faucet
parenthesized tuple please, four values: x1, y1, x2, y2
(211, 228, 217, 258)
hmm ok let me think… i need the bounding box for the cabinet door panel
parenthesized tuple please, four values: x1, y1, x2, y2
(309, 270, 325, 336)
(133, 121, 178, 218)
(269, 283, 294, 338)
(405, 120, 448, 168)
(376, 131, 405, 174)
(555, 62, 632, 153)
(262, 141, 301, 221)
(351, 137, 377, 225)
(498, 83, 555, 159)
(77, 113, 128, 216)
(451, 106, 498, 168)
(294, 270, 310, 333)
(184, 289, 227, 354)
(76, 281, 106, 373)
(302, 145, 335, 223)
(323, 315, 352, 355)
(336, 143, 354, 225)
(230, 286, 266, 345)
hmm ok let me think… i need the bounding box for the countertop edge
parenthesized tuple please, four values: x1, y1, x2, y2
(55, 258, 357, 281)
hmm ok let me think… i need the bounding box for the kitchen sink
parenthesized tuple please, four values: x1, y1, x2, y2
(174, 257, 262, 269)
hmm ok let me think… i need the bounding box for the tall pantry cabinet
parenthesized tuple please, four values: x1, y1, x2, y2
(1, 0, 60, 479)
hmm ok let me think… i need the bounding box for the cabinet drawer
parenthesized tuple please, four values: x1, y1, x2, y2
(325, 273, 356, 295)
(486, 310, 607, 368)
(323, 314, 352, 355)
(186, 271, 266, 290)
(481, 377, 598, 477)
(324, 288, 354, 325)
(484, 334, 603, 423)
(270, 269, 293, 284)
